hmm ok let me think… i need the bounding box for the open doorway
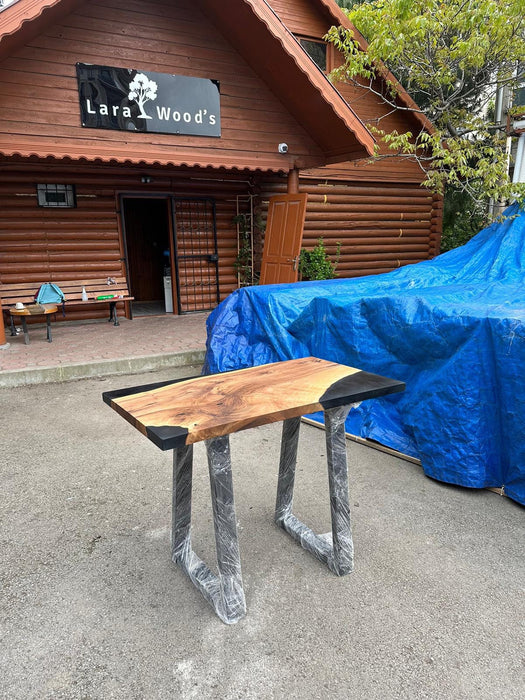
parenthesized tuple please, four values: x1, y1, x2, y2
(121, 197, 172, 316)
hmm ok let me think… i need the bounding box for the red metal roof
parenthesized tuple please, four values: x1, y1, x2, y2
(0, 0, 376, 171)
(0, 0, 82, 59)
(0, 0, 60, 39)
(0, 138, 320, 173)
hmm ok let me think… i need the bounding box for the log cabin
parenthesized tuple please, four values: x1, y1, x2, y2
(0, 0, 442, 322)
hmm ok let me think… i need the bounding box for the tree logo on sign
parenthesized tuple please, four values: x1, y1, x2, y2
(128, 73, 158, 119)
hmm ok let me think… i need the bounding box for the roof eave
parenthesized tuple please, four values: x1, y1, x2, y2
(0, 139, 330, 173)
(0, 0, 84, 61)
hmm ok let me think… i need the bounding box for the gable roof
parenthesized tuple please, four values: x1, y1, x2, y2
(0, 0, 376, 171)
(199, 0, 375, 162)
(314, 0, 434, 135)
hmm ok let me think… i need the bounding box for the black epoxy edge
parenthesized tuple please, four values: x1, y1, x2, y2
(102, 374, 200, 406)
(319, 371, 405, 409)
(146, 425, 189, 451)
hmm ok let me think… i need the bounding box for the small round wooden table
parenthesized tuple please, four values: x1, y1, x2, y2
(9, 304, 58, 345)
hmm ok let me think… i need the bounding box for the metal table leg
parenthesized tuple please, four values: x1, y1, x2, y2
(46, 315, 53, 342)
(275, 405, 354, 576)
(21, 317, 29, 345)
(109, 301, 119, 326)
(275, 415, 301, 525)
(171, 444, 194, 568)
(207, 435, 246, 623)
(171, 436, 246, 624)
(324, 405, 354, 575)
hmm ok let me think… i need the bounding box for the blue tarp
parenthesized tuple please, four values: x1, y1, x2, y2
(204, 204, 525, 506)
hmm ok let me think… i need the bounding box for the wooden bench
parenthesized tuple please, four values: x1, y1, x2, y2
(1, 277, 133, 331)
(103, 357, 405, 624)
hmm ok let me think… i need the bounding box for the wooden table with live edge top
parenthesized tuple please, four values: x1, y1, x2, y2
(103, 357, 405, 624)
(9, 304, 58, 345)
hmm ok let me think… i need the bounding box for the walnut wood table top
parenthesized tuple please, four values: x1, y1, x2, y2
(103, 357, 405, 450)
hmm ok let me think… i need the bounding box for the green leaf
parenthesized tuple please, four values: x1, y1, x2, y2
(331, 0, 525, 211)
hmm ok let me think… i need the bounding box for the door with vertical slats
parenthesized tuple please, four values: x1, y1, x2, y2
(172, 198, 220, 313)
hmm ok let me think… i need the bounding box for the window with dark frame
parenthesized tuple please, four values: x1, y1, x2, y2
(298, 38, 327, 72)
(36, 184, 76, 208)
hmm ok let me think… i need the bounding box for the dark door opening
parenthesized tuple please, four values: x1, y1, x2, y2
(122, 198, 172, 316)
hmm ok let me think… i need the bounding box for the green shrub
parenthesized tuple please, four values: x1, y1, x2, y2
(441, 187, 488, 253)
(299, 238, 341, 280)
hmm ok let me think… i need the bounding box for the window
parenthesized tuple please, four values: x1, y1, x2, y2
(513, 85, 525, 112)
(298, 38, 327, 72)
(37, 184, 76, 208)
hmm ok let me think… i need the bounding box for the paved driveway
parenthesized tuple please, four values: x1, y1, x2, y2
(1, 367, 523, 699)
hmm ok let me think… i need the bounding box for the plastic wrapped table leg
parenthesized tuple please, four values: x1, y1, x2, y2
(275, 404, 355, 576)
(171, 437, 246, 625)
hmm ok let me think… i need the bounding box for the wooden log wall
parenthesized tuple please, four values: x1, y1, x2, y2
(429, 192, 444, 259)
(260, 178, 440, 278)
(265, 0, 443, 259)
(0, 161, 249, 320)
(0, 167, 122, 323)
(0, 161, 440, 324)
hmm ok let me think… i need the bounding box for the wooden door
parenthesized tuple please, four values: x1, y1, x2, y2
(259, 194, 308, 285)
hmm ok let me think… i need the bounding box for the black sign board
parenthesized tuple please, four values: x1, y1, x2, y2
(76, 63, 221, 137)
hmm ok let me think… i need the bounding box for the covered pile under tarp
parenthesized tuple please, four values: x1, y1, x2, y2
(204, 204, 525, 505)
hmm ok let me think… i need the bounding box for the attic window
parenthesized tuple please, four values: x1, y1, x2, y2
(298, 38, 327, 72)
(37, 184, 76, 208)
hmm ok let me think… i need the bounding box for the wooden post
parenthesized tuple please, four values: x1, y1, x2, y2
(287, 167, 299, 194)
(0, 298, 8, 348)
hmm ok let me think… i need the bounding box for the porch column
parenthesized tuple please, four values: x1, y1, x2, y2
(0, 299, 8, 349)
(287, 167, 300, 194)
